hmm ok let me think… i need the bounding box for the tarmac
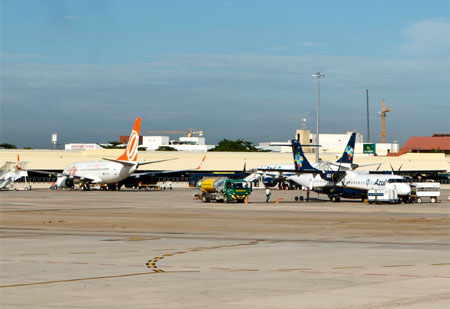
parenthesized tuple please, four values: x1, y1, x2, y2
(1, 188, 449, 308)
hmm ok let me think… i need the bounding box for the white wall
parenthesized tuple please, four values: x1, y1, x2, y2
(142, 136, 170, 150)
(65, 144, 102, 150)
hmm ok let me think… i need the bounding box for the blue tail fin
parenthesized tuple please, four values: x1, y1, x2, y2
(336, 133, 356, 164)
(291, 140, 319, 172)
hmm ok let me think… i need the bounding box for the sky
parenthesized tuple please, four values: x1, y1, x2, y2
(1, 0, 449, 148)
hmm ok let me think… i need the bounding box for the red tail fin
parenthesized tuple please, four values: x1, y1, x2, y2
(117, 118, 141, 162)
(196, 155, 207, 170)
(17, 154, 21, 170)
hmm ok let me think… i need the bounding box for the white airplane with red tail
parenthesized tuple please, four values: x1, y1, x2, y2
(34, 117, 205, 190)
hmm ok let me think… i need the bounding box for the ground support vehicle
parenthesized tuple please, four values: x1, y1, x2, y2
(410, 182, 440, 203)
(195, 178, 252, 203)
(368, 189, 399, 204)
(131, 181, 173, 190)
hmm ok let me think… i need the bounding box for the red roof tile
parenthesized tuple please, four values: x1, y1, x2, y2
(398, 136, 450, 155)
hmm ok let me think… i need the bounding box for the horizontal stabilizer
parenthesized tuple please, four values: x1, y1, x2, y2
(270, 142, 321, 147)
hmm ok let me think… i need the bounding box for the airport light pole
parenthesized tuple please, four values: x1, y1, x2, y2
(312, 72, 324, 163)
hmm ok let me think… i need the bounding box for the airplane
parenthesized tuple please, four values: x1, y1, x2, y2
(260, 138, 411, 202)
(247, 133, 358, 188)
(32, 117, 205, 190)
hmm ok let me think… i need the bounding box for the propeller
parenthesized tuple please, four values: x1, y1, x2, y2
(390, 163, 403, 174)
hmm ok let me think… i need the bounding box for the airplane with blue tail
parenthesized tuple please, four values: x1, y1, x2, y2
(258, 138, 411, 202)
(246, 133, 358, 188)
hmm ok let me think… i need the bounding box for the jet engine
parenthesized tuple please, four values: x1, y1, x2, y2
(56, 176, 74, 188)
(263, 176, 278, 187)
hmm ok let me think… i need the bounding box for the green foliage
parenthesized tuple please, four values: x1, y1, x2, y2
(23, 147, 33, 149)
(210, 139, 269, 152)
(101, 141, 125, 149)
(0, 143, 17, 149)
(432, 147, 441, 153)
(156, 146, 177, 151)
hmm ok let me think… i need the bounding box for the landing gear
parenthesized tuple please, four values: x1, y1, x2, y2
(330, 195, 341, 203)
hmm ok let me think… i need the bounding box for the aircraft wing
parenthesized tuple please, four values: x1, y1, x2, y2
(131, 155, 206, 178)
(137, 158, 178, 166)
(258, 168, 321, 175)
(29, 170, 97, 183)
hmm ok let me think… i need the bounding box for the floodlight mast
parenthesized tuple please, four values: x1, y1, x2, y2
(312, 72, 325, 163)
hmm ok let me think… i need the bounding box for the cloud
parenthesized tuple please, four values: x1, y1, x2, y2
(296, 42, 327, 47)
(63, 15, 83, 20)
(0, 53, 43, 59)
(268, 46, 290, 52)
(399, 18, 449, 56)
(1, 52, 448, 147)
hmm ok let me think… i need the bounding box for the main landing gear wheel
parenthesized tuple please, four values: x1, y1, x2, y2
(331, 196, 340, 203)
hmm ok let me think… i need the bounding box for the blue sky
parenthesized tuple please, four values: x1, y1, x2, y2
(1, 0, 449, 148)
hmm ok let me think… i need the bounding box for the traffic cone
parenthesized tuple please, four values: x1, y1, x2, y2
(276, 197, 279, 204)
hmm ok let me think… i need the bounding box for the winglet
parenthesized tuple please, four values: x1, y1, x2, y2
(117, 117, 141, 162)
(195, 155, 207, 170)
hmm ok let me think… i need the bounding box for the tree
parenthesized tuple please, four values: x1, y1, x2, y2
(210, 139, 269, 152)
(432, 147, 441, 153)
(156, 146, 177, 151)
(0, 143, 17, 149)
(101, 141, 125, 149)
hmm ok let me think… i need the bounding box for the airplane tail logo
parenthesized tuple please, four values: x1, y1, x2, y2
(16, 154, 21, 170)
(117, 117, 141, 162)
(337, 133, 356, 163)
(294, 153, 304, 169)
(291, 140, 316, 171)
(196, 155, 207, 170)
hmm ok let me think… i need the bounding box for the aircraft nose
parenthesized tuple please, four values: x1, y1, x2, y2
(399, 184, 411, 195)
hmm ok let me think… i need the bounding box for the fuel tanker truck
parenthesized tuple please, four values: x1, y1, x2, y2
(195, 178, 252, 203)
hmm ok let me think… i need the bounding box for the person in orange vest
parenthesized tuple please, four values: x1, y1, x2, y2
(51, 181, 55, 190)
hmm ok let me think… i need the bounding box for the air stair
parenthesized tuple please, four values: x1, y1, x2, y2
(0, 160, 29, 190)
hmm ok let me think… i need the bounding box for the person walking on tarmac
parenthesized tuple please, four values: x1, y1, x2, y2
(265, 187, 271, 203)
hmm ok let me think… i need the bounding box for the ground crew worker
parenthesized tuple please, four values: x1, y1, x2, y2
(265, 187, 271, 203)
(306, 187, 310, 201)
(51, 181, 55, 190)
